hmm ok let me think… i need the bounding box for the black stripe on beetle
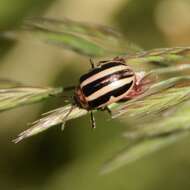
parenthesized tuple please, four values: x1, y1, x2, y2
(87, 81, 134, 108)
(80, 61, 126, 83)
(82, 69, 134, 96)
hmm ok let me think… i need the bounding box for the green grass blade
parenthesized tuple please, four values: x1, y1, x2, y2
(113, 76, 190, 118)
(101, 132, 188, 174)
(0, 86, 63, 111)
(127, 47, 190, 66)
(12, 104, 88, 143)
(20, 17, 140, 57)
(123, 101, 190, 139)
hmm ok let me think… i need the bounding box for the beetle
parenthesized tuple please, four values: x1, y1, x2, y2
(65, 56, 145, 129)
(12, 56, 148, 143)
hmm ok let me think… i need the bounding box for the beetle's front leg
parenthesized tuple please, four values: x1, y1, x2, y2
(113, 56, 126, 62)
(98, 106, 112, 115)
(96, 57, 126, 67)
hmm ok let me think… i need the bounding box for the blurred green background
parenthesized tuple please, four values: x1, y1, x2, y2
(0, 0, 190, 190)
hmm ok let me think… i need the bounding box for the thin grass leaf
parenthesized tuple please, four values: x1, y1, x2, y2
(101, 132, 188, 174)
(12, 100, 120, 143)
(123, 101, 190, 139)
(12, 104, 88, 143)
(126, 47, 190, 66)
(145, 63, 190, 77)
(0, 86, 63, 111)
(113, 76, 190, 118)
(18, 17, 140, 57)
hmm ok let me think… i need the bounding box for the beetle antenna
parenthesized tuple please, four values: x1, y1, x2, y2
(90, 111, 96, 129)
(90, 58, 95, 69)
(61, 105, 75, 130)
(64, 85, 76, 91)
(50, 85, 76, 102)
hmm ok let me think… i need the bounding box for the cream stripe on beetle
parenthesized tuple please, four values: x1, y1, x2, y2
(96, 83, 134, 108)
(86, 76, 134, 101)
(80, 65, 130, 87)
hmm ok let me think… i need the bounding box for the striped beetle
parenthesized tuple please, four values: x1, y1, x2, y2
(12, 56, 148, 143)
(67, 57, 145, 129)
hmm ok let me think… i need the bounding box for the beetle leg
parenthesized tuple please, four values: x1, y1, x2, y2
(90, 111, 96, 129)
(123, 88, 143, 99)
(122, 72, 155, 100)
(90, 58, 96, 69)
(98, 107, 112, 115)
(49, 93, 71, 102)
(113, 56, 125, 62)
(96, 60, 109, 67)
(105, 106, 112, 115)
(123, 81, 149, 99)
(50, 86, 75, 102)
(97, 57, 126, 67)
